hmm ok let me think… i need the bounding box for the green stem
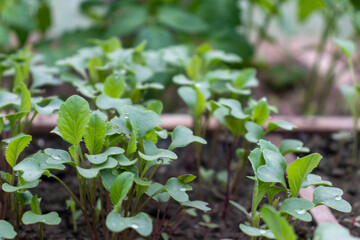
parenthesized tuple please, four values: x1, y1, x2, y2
(39, 222, 44, 240)
(348, 59, 359, 163)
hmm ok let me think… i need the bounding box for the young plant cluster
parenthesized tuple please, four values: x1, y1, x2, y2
(0, 39, 356, 240)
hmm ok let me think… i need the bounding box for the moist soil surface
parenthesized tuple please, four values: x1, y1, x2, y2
(8, 131, 360, 239)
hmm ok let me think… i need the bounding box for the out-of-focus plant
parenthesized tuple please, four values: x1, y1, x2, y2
(0, 0, 52, 50)
(334, 38, 359, 163)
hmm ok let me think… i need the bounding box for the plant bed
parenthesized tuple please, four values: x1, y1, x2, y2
(4, 129, 355, 240)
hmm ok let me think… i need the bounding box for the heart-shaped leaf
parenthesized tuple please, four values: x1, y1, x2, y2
(86, 147, 124, 164)
(120, 105, 162, 138)
(34, 98, 63, 115)
(181, 201, 211, 212)
(139, 140, 177, 161)
(96, 93, 131, 114)
(248, 148, 265, 174)
(106, 211, 152, 236)
(0, 220, 17, 239)
(266, 121, 296, 133)
(22, 211, 61, 225)
(168, 126, 206, 150)
(146, 182, 169, 202)
(240, 224, 275, 239)
(165, 178, 192, 203)
(261, 205, 296, 240)
(287, 153, 322, 197)
(257, 150, 287, 187)
(302, 174, 332, 188)
(13, 157, 43, 182)
(313, 187, 351, 212)
(113, 154, 138, 166)
(0, 92, 20, 108)
(44, 148, 73, 165)
(245, 121, 265, 143)
(57, 95, 90, 146)
(218, 98, 248, 119)
(2, 180, 39, 193)
(314, 223, 360, 240)
(280, 139, 309, 155)
(279, 198, 314, 222)
(77, 158, 118, 179)
(258, 139, 280, 153)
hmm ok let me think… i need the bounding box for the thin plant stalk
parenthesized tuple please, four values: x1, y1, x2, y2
(302, 14, 335, 114)
(348, 59, 359, 163)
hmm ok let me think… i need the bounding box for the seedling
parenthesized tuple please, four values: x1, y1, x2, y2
(235, 140, 351, 239)
(335, 38, 358, 163)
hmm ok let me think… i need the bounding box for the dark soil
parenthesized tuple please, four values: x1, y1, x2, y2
(4, 131, 359, 240)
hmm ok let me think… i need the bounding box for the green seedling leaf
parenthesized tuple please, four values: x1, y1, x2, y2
(19, 82, 31, 112)
(218, 98, 248, 119)
(86, 147, 124, 164)
(88, 57, 102, 83)
(245, 121, 265, 143)
(2, 180, 39, 192)
(257, 150, 287, 187)
(146, 182, 169, 202)
(186, 55, 202, 80)
(224, 116, 247, 136)
(0, 220, 17, 239)
(34, 98, 63, 115)
(239, 224, 275, 239)
(280, 139, 309, 155)
(84, 112, 106, 155)
(157, 6, 208, 33)
(177, 174, 196, 183)
(258, 139, 280, 153)
(145, 100, 163, 115)
(110, 172, 134, 206)
(17, 190, 33, 205)
(205, 50, 242, 64)
(302, 174, 332, 188)
(113, 154, 137, 166)
(266, 121, 296, 133)
(45, 148, 73, 165)
(313, 187, 351, 212)
(252, 98, 270, 125)
(287, 153, 322, 197)
(181, 201, 210, 212)
(57, 95, 90, 145)
(248, 148, 265, 174)
(334, 38, 356, 59)
(168, 126, 206, 150)
(233, 68, 258, 89)
(178, 86, 206, 117)
(313, 223, 360, 240)
(340, 85, 357, 114)
(31, 65, 61, 89)
(173, 74, 194, 85)
(77, 158, 118, 179)
(0, 91, 20, 108)
(96, 93, 131, 115)
(279, 198, 314, 222)
(261, 205, 296, 240)
(298, 0, 325, 22)
(13, 157, 43, 182)
(104, 74, 125, 98)
(139, 139, 177, 162)
(106, 211, 152, 236)
(22, 211, 61, 225)
(165, 178, 191, 203)
(120, 105, 162, 138)
(3, 133, 32, 168)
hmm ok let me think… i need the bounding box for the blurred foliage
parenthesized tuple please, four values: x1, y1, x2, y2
(0, 0, 51, 49)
